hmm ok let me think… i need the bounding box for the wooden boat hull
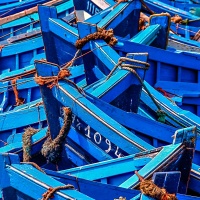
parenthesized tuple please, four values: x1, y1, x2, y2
(38, 5, 200, 116)
(0, 0, 48, 17)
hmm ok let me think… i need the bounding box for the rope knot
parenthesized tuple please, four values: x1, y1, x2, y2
(58, 69, 71, 79)
(75, 28, 117, 49)
(35, 69, 71, 89)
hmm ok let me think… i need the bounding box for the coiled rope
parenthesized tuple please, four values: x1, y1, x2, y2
(75, 28, 117, 49)
(41, 107, 72, 163)
(135, 171, 177, 200)
(22, 127, 38, 162)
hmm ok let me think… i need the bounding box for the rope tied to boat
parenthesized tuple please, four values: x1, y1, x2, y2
(106, 56, 150, 80)
(157, 110, 166, 123)
(21, 162, 45, 173)
(171, 15, 194, 25)
(22, 127, 38, 162)
(11, 78, 25, 106)
(171, 15, 183, 24)
(62, 49, 81, 69)
(35, 69, 71, 89)
(0, 45, 4, 51)
(121, 65, 166, 123)
(108, 57, 167, 123)
(42, 184, 75, 200)
(135, 171, 177, 200)
(139, 17, 147, 30)
(113, 0, 128, 9)
(192, 29, 200, 41)
(41, 107, 72, 163)
(75, 28, 118, 49)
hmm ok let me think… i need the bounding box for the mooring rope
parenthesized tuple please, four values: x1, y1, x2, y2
(42, 184, 75, 200)
(62, 49, 81, 69)
(22, 127, 38, 162)
(41, 107, 72, 163)
(61, 44, 109, 69)
(120, 64, 187, 126)
(106, 57, 150, 80)
(107, 57, 187, 126)
(21, 161, 45, 173)
(11, 78, 25, 106)
(75, 28, 117, 49)
(35, 69, 71, 89)
(135, 171, 178, 200)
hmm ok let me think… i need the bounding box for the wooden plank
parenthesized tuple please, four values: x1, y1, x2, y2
(0, 0, 63, 25)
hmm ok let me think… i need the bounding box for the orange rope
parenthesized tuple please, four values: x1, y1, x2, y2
(11, 78, 25, 106)
(113, 0, 128, 9)
(61, 44, 109, 69)
(135, 171, 177, 200)
(35, 69, 71, 89)
(75, 28, 117, 49)
(42, 184, 75, 200)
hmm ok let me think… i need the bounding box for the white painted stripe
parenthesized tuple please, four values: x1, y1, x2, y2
(8, 166, 75, 200)
(59, 85, 147, 151)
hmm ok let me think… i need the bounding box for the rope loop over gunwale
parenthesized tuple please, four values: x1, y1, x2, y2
(41, 107, 72, 163)
(135, 171, 178, 200)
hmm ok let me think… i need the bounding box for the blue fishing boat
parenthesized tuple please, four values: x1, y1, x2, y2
(1, 137, 198, 200)
(34, 54, 200, 196)
(0, 49, 198, 192)
(0, 0, 199, 75)
(157, 0, 200, 15)
(37, 1, 200, 116)
(0, 0, 74, 41)
(0, 0, 199, 166)
(0, 0, 48, 17)
(34, 5, 200, 192)
(0, 0, 200, 198)
(0, 1, 76, 77)
(142, 0, 200, 26)
(0, 0, 199, 159)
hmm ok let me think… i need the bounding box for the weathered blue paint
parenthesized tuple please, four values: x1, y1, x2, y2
(0, 0, 74, 40)
(152, 171, 181, 194)
(0, 0, 48, 17)
(36, 57, 197, 193)
(97, 0, 141, 38)
(0, 0, 200, 197)
(39, 5, 200, 115)
(0, 140, 197, 200)
(143, 0, 200, 26)
(155, 0, 200, 14)
(0, 153, 94, 200)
